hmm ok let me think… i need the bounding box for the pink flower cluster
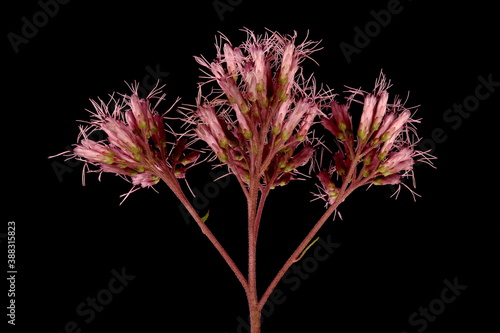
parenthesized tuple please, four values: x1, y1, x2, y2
(64, 29, 430, 204)
(317, 76, 423, 203)
(72, 85, 199, 188)
(192, 29, 332, 189)
(55, 31, 434, 333)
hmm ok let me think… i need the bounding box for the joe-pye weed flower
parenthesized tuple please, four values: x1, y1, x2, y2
(68, 84, 200, 193)
(52, 29, 434, 333)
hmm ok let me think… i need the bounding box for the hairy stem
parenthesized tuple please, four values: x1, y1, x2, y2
(155, 170, 250, 296)
(258, 151, 362, 310)
(247, 175, 261, 332)
(253, 187, 270, 237)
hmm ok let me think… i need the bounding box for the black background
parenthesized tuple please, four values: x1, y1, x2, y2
(3, 0, 499, 332)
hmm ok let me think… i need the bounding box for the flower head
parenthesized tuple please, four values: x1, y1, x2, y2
(317, 73, 434, 203)
(67, 84, 199, 195)
(192, 29, 333, 190)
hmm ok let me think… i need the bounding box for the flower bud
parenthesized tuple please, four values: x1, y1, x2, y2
(332, 101, 352, 134)
(371, 113, 395, 146)
(223, 43, 240, 81)
(180, 152, 199, 166)
(248, 46, 268, 103)
(150, 113, 167, 151)
(125, 110, 140, 134)
(361, 149, 379, 177)
(212, 61, 250, 114)
(378, 147, 414, 176)
(232, 103, 252, 139)
(317, 171, 336, 191)
(99, 163, 137, 176)
(234, 164, 250, 183)
(197, 105, 229, 148)
(317, 170, 339, 204)
(196, 125, 228, 162)
(170, 139, 186, 163)
(296, 106, 318, 141)
(273, 172, 293, 188)
(377, 110, 411, 159)
(129, 94, 149, 131)
(285, 145, 314, 171)
(333, 151, 347, 176)
(372, 91, 389, 131)
(272, 100, 292, 135)
(101, 118, 146, 156)
(373, 174, 401, 185)
(323, 101, 353, 141)
(74, 140, 115, 165)
(131, 173, 160, 188)
(279, 43, 298, 84)
(321, 115, 341, 138)
(358, 95, 377, 142)
(281, 99, 310, 141)
(382, 110, 411, 142)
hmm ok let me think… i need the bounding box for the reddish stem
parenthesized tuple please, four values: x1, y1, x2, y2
(160, 134, 365, 333)
(155, 169, 250, 297)
(257, 184, 357, 310)
(257, 150, 362, 311)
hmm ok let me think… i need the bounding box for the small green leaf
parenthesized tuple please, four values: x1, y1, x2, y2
(295, 237, 320, 262)
(201, 210, 210, 223)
